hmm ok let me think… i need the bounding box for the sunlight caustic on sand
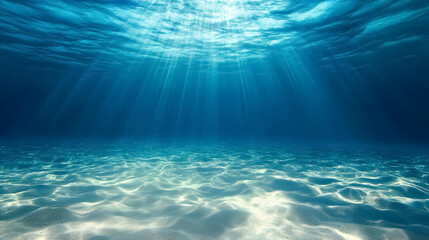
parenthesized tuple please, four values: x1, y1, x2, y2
(0, 144, 427, 239)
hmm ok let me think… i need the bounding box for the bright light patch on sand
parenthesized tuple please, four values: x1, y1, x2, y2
(0, 144, 428, 239)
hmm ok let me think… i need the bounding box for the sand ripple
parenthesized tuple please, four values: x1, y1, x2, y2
(0, 143, 428, 239)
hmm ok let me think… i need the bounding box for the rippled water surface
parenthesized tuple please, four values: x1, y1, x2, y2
(1, 0, 428, 62)
(1, 143, 428, 240)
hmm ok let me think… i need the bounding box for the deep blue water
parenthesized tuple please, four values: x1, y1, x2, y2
(0, 0, 429, 239)
(0, 0, 428, 142)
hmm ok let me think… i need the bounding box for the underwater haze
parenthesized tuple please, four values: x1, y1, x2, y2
(0, 0, 429, 239)
(0, 0, 428, 141)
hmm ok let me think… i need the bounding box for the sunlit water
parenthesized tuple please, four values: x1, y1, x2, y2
(1, 0, 428, 63)
(1, 143, 428, 240)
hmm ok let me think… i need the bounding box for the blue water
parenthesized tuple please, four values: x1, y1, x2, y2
(1, 0, 429, 239)
(0, 0, 428, 141)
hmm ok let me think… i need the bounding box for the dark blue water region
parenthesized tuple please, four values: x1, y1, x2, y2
(0, 142, 428, 239)
(1, 60, 429, 144)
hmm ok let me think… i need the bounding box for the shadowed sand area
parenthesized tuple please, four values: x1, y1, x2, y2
(0, 143, 428, 240)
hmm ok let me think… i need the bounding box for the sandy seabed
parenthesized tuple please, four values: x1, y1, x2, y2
(0, 143, 428, 240)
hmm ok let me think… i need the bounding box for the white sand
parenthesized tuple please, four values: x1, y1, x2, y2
(0, 144, 427, 239)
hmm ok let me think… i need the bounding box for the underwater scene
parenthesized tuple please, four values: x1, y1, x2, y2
(1, 0, 429, 240)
